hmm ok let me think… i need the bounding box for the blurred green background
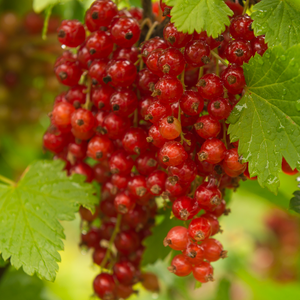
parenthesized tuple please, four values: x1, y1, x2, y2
(0, 0, 299, 300)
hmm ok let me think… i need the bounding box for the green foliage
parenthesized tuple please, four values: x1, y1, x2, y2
(33, 0, 60, 13)
(215, 278, 231, 300)
(142, 209, 182, 266)
(0, 268, 47, 300)
(252, 0, 300, 50)
(227, 45, 300, 194)
(289, 190, 300, 214)
(194, 281, 202, 289)
(164, 0, 233, 37)
(0, 160, 98, 282)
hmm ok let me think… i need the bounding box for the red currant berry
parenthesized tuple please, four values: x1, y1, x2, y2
(188, 217, 212, 241)
(168, 254, 192, 277)
(91, 84, 115, 111)
(113, 261, 137, 286)
(158, 47, 185, 77)
(224, 39, 253, 65)
(168, 158, 197, 184)
(230, 14, 255, 41)
(94, 162, 111, 184)
(111, 16, 141, 48)
(122, 127, 148, 155)
(146, 48, 164, 77)
(55, 61, 82, 86)
(112, 46, 139, 63)
(102, 112, 131, 140)
(172, 196, 200, 220)
(163, 22, 193, 48)
(158, 141, 188, 167)
(251, 35, 268, 56)
(192, 261, 214, 283)
(110, 88, 138, 116)
(114, 229, 140, 255)
(87, 136, 115, 161)
(184, 40, 210, 67)
(282, 158, 299, 175)
(163, 226, 189, 250)
(137, 68, 159, 96)
(146, 170, 167, 195)
(93, 273, 116, 300)
(57, 20, 85, 47)
(152, 76, 184, 104)
(158, 116, 182, 140)
(70, 162, 94, 182)
(51, 102, 75, 131)
(86, 31, 114, 59)
(147, 124, 168, 148)
(207, 97, 232, 120)
(194, 115, 221, 139)
(179, 90, 204, 116)
(198, 138, 226, 164)
(89, 0, 118, 27)
(66, 85, 87, 108)
(183, 243, 205, 265)
(145, 100, 172, 123)
(109, 150, 134, 175)
(71, 108, 95, 133)
(114, 191, 136, 214)
(141, 36, 168, 63)
(136, 152, 158, 176)
(197, 73, 224, 100)
(221, 64, 246, 95)
(194, 181, 222, 207)
(105, 59, 137, 87)
(201, 238, 228, 262)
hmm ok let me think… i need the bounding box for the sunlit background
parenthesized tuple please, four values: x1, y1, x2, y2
(0, 0, 299, 299)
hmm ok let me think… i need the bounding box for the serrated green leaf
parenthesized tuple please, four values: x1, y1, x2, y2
(0, 268, 47, 300)
(33, 0, 60, 13)
(164, 0, 233, 37)
(227, 45, 300, 194)
(141, 209, 182, 266)
(0, 160, 98, 281)
(289, 190, 300, 213)
(252, 0, 300, 50)
(194, 281, 202, 289)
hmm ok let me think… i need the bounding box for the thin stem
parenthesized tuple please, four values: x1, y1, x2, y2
(210, 51, 228, 66)
(144, 21, 159, 41)
(198, 67, 204, 80)
(222, 120, 228, 149)
(42, 4, 54, 40)
(140, 18, 152, 31)
(0, 174, 16, 186)
(214, 49, 219, 76)
(243, 0, 250, 14)
(100, 214, 122, 269)
(83, 78, 92, 110)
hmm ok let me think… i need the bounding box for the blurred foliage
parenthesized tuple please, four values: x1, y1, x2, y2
(0, 1, 300, 300)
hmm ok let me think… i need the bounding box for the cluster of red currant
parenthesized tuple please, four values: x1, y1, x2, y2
(43, 0, 298, 298)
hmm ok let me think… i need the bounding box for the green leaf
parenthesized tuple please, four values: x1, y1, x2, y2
(164, 0, 233, 37)
(252, 0, 300, 50)
(289, 190, 300, 213)
(33, 0, 60, 13)
(227, 45, 300, 193)
(0, 268, 47, 300)
(141, 209, 182, 266)
(214, 278, 231, 300)
(194, 281, 202, 289)
(129, 0, 141, 7)
(0, 160, 98, 281)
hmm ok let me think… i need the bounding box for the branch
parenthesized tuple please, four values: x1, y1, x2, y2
(142, 0, 155, 22)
